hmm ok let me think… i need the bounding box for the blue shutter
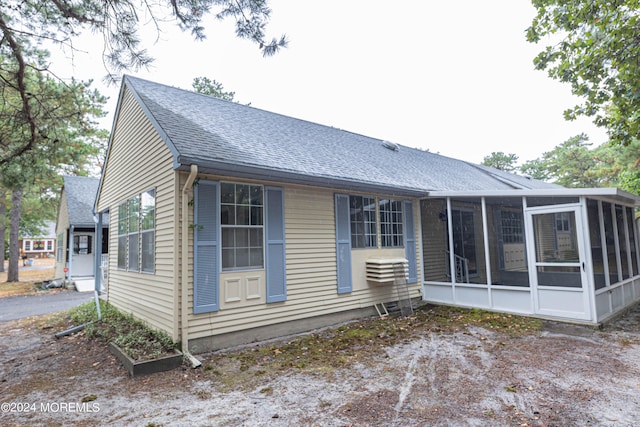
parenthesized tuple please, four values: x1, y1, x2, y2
(335, 194, 352, 293)
(194, 181, 219, 314)
(265, 186, 286, 303)
(404, 200, 417, 283)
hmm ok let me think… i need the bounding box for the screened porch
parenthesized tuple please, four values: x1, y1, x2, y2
(419, 189, 640, 324)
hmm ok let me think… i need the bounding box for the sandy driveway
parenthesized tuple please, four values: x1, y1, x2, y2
(1, 304, 639, 426)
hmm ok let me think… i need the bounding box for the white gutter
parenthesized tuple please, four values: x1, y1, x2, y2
(181, 164, 201, 368)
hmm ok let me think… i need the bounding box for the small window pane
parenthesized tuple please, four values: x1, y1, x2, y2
(141, 231, 155, 273)
(250, 248, 263, 266)
(250, 186, 263, 205)
(128, 197, 140, 233)
(221, 205, 235, 225)
(222, 228, 235, 247)
(222, 249, 235, 269)
(236, 184, 249, 204)
(118, 203, 128, 235)
(128, 233, 139, 271)
(236, 206, 250, 225)
(251, 207, 263, 226)
(141, 189, 155, 231)
(221, 184, 235, 203)
(118, 236, 126, 269)
(250, 228, 263, 246)
(236, 248, 250, 268)
(236, 228, 249, 246)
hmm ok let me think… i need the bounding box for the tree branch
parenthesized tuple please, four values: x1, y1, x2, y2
(0, 15, 37, 166)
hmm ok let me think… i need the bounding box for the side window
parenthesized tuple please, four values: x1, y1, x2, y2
(220, 183, 264, 271)
(57, 233, 64, 262)
(140, 189, 155, 273)
(379, 199, 404, 248)
(127, 196, 140, 272)
(117, 202, 127, 269)
(346, 195, 405, 248)
(501, 210, 524, 244)
(117, 189, 156, 273)
(349, 195, 376, 248)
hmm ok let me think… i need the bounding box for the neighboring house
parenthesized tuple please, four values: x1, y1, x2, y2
(55, 175, 109, 292)
(94, 76, 640, 355)
(20, 221, 56, 258)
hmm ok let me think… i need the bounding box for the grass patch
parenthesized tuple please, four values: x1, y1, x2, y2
(0, 259, 55, 287)
(417, 306, 544, 336)
(69, 300, 178, 362)
(0, 281, 39, 297)
(205, 304, 543, 390)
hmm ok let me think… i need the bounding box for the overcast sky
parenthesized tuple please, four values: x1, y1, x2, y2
(49, 0, 608, 165)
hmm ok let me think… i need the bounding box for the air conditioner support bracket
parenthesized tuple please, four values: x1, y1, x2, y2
(374, 302, 389, 319)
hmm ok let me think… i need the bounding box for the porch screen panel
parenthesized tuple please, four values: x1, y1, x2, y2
(615, 205, 631, 280)
(335, 194, 352, 293)
(587, 200, 606, 289)
(265, 186, 286, 303)
(194, 181, 220, 314)
(602, 202, 619, 283)
(626, 207, 639, 276)
(404, 200, 417, 283)
(420, 198, 448, 282)
(532, 212, 581, 288)
(492, 198, 529, 287)
(451, 199, 486, 284)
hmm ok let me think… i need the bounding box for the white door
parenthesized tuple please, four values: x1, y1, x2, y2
(525, 206, 591, 321)
(72, 234, 95, 277)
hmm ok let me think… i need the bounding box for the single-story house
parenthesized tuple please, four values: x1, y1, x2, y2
(95, 76, 640, 356)
(55, 175, 109, 292)
(20, 220, 56, 259)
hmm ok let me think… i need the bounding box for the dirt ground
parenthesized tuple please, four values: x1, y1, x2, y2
(1, 303, 640, 427)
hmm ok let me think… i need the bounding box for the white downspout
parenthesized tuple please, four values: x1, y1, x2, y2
(181, 165, 201, 368)
(68, 225, 74, 283)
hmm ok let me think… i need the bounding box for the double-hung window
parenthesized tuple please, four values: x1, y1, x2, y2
(221, 183, 264, 271)
(117, 203, 127, 269)
(117, 189, 156, 272)
(127, 196, 140, 271)
(348, 195, 404, 248)
(500, 210, 524, 244)
(349, 195, 377, 248)
(140, 189, 156, 273)
(379, 199, 404, 247)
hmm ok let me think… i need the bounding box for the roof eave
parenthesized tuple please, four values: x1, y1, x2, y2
(427, 188, 640, 207)
(175, 157, 428, 198)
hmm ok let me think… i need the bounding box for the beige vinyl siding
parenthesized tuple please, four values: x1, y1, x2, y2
(96, 87, 179, 340)
(54, 191, 70, 279)
(187, 182, 421, 341)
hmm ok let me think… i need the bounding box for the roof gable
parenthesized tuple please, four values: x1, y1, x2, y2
(122, 75, 560, 195)
(63, 175, 100, 226)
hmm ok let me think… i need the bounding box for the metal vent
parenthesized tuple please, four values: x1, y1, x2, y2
(382, 140, 399, 151)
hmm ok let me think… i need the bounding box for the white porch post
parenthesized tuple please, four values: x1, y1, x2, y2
(67, 225, 74, 280)
(94, 212, 103, 294)
(481, 197, 492, 306)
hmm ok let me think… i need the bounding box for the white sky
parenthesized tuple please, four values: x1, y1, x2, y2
(49, 0, 608, 165)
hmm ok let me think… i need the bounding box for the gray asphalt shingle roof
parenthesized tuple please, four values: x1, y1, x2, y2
(124, 76, 560, 196)
(63, 175, 100, 227)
